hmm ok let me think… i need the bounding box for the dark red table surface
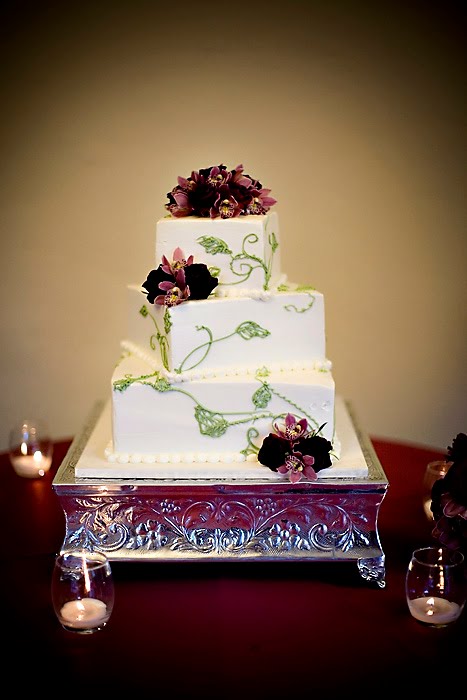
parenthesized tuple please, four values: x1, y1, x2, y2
(1, 436, 464, 695)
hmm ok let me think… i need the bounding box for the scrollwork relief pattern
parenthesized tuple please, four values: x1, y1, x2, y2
(63, 494, 378, 558)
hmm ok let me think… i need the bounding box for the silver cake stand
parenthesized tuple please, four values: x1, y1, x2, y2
(52, 400, 389, 587)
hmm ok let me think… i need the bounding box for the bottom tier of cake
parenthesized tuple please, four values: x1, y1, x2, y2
(72, 395, 366, 480)
(110, 353, 336, 466)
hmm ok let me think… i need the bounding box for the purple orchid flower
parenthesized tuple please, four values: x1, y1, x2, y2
(277, 450, 317, 483)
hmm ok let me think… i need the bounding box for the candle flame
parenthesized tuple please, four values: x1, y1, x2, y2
(33, 450, 43, 463)
(21, 441, 27, 455)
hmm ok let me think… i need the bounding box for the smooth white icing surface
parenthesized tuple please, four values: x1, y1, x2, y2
(76, 396, 366, 480)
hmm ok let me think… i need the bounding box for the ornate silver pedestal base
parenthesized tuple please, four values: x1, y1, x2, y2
(53, 401, 388, 587)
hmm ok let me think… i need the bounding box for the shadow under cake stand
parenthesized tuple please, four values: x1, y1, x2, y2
(52, 397, 389, 587)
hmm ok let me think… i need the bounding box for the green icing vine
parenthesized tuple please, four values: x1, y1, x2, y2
(113, 370, 164, 393)
(197, 229, 278, 291)
(241, 427, 261, 458)
(283, 291, 315, 314)
(139, 305, 170, 371)
(174, 320, 270, 374)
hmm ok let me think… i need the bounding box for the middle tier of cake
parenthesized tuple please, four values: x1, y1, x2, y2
(123, 284, 330, 376)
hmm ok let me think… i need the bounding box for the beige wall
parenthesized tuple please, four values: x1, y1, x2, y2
(1, 1, 465, 453)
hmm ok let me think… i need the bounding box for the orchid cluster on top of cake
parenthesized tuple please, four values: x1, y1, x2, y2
(165, 162, 277, 220)
(109, 164, 336, 482)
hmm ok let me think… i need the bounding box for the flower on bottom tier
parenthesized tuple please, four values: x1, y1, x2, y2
(431, 432, 467, 555)
(258, 414, 332, 483)
(142, 248, 218, 307)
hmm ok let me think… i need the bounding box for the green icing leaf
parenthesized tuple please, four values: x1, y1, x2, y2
(255, 366, 271, 378)
(269, 230, 278, 252)
(236, 321, 270, 340)
(113, 375, 135, 392)
(194, 407, 229, 437)
(151, 376, 171, 392)
(252, 383, 272, 409)
(163, 308, 172, 334)
(197, 236, 232, 255)
(139, 305, 149, 317)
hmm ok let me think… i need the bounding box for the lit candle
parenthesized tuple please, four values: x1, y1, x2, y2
(60, 597, 109, 629)
(408, 596, 462, 625)
(11, 451, 52, 478)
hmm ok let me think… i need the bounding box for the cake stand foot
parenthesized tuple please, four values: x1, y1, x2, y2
(357, 554, 386, 588)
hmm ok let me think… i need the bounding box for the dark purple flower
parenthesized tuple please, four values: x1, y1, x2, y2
(142, 267, 174, 304)
(258, 414, 332, 483)
(165, 163, 277, 218)
(142, 248, 218, 307)
(295, 435, 333, 473)
(258, 433, 290, 470)
(184, 263, 218, 299)
(431, 432, 467, 554)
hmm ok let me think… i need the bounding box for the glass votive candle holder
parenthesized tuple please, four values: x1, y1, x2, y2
(51, 549, 115, 634)
(406, 546, 466, 627)
(9, 419, 53, 478)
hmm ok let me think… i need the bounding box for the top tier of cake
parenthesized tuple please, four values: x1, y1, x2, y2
(155, 211, 282, 294)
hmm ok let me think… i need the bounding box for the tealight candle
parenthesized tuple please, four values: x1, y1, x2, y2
(9, 420, 53, 478)
(11, 452, 52, 478)
(60, 597, 109, 630)
(408, 596, 462, 625)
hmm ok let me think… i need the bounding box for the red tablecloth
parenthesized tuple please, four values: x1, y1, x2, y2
(1, 437, 464, 694)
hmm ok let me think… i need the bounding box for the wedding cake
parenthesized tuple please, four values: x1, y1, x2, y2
(75, 164, 368, 481)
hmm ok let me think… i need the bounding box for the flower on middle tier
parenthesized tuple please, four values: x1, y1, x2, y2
(142, 247, 218, 307)
(258, 414, 333, 483)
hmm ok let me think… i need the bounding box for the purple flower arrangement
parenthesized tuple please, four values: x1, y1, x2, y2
(258, 413, 333, 483)
(142, 247, 218, 307)
(165, 163, 277, 219)
(431, 432, 467, 555)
